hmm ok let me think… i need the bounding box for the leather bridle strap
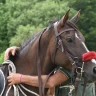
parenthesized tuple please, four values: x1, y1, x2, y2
(74, 80, 79, 96)
(54, 22, 65, 53)
(37, 28, 47, 96)
(54, 21, 86, 96)
(42, 69, 55, 96)
(56, 28, 74, 37)
(74, 79, 87, 96)
(54, 21, 76, 58)
(82, 80, 87, 96)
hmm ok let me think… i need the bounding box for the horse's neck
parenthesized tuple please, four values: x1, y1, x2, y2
(38, 30, 56, 74)
(14, 29, 55, 75)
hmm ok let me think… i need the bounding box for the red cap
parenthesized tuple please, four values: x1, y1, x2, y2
(82, 51, 96, 62)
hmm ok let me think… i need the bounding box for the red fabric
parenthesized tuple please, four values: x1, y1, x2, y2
(82, 51, 96, 62)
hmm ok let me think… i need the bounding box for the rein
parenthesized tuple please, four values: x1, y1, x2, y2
(36, 28, 56, 96)
(36, 28, 47, 96)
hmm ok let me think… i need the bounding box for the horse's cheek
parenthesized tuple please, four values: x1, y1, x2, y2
(54, 50, 69, 67)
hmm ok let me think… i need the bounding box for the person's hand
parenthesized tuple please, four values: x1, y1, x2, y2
(4, 46, 20, 61)
(7, 73, 22, 86)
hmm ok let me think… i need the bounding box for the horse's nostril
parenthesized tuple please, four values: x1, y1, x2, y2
(93, 67, 96, 74)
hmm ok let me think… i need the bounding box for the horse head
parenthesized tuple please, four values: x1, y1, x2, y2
(52, 10, 96, 82)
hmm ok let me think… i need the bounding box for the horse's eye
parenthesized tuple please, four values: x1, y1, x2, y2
(66, 37, 73, 43)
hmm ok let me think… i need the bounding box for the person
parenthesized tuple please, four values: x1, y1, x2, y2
(4, 46, 95, 96)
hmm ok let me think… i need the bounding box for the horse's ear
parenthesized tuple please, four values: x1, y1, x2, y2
(59, 9, 70, 27)
(71, 10, 81, 23)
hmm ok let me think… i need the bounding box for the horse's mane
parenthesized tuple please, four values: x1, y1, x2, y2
(20, 30, 44, 51)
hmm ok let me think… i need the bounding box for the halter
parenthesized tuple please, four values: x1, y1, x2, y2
(53, 21, 86, 96)
(54, 20, 84, 77)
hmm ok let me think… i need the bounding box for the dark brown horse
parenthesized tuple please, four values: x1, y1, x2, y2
(1, 10, 96, 96)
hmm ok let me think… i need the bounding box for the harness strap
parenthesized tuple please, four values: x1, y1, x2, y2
(82, 80, 87, 96)
(54, 22, 64, 52)
(37, 28, 47, 96)
(74, 80, 79, 96)
(2, 60, 39, 96)
(2, 60, 19, 96)
(19, 84, 39, 96)
(42, 69, 55, 96)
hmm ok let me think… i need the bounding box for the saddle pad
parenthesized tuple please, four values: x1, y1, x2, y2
(0, 69, 5, 96)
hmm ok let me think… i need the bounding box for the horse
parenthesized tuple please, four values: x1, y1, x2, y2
(1, 10, 96, 96)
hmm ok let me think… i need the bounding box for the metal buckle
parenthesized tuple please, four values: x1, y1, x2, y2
(57, 39, 64, 52)
(58, 39, 62, 45)
(76, 62, 84, 81)
(74, 57, 79, 64)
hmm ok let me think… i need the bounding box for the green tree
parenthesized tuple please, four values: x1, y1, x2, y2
(6, 0, 75, 46)
(0, 0, 76, 59)
(0, 52, 4, 64)
(0, 3, 9, 53)
(0, 0, 6, 4)
(69, 0, 96, 51)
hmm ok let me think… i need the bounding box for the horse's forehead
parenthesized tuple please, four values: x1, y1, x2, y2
(75, 31, 85, 41)
(64, 23, 84, 41)
(61, 24, 78, 35)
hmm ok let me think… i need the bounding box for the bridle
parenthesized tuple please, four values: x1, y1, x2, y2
(53, 20, 86, 96)
(37, 20, 87, 96)
(53, 20, 84, 77)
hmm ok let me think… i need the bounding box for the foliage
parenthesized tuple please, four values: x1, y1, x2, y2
(69, 0, 96, 51)
(0, 3, 9, 53)
(3, 0, 75, 46)
(0, 52, 4, 64)
(10, 25, 38, 46)
(0, 0, 75, 61)
(0, 0, 96, 62)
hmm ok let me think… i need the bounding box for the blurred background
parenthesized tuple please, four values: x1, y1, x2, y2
(0, 0, 96, 63)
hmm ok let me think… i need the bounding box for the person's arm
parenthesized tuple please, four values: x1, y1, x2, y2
(4, 46, 20, 61)
(7, 70, 68, 88)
